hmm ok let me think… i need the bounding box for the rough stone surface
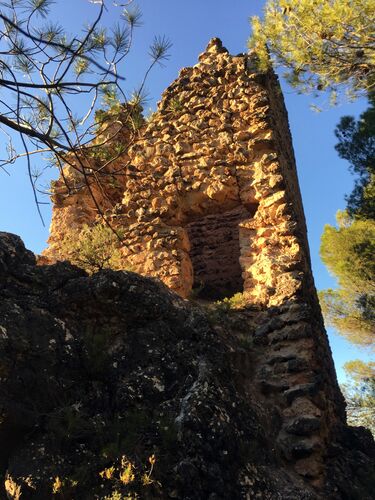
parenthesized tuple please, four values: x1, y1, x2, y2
(37, 38, 375, 494)
(44, 38, 304, 305)
(0, 232, 374, 499)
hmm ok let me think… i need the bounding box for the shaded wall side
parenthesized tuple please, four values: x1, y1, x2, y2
(264, 69, 345, 423)
(246, 67, 346, 482)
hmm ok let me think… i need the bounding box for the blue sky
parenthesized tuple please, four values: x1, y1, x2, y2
(0, 0, 372, 381)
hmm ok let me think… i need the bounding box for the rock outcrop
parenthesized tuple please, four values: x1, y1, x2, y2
(0, 232, 374, 499)
(40, 38, 367, 489)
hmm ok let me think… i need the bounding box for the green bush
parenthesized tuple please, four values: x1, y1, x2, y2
(216, 292, 250, 310)
(58, 223, 128, 274)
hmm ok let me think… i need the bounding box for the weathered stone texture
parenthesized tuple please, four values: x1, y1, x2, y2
(1, 233, 374, 499)
(44, 39, 311, 307)
(187, 206, 253, 299)
(41, 38, 371, 491)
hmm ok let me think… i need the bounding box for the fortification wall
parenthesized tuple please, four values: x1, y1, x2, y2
(43, 39, 346, 488)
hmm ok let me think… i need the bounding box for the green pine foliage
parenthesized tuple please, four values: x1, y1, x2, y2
(335, 93, 375, 219)
(319, 212, 375, 348)
(341, 360, 375, 435)
(250, 0, 375, 100)
(0, 1, 172, 221)
(319, 91, 375, 351)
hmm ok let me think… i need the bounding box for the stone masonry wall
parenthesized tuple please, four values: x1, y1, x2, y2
(187, 206, 252, 299)
(43, 39, 346, 489)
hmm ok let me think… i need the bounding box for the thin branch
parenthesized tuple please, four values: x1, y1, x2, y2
(0, 12, 123, 77)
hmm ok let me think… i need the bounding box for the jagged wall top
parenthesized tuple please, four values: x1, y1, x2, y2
(45, 37, 311, 305)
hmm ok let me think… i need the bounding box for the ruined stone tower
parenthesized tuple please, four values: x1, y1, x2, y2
(44, 39, 347, 487)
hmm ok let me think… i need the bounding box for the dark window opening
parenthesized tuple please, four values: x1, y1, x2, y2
(186, 205, 256, 300)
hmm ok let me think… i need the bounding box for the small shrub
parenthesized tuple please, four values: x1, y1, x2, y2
(103, 492, 125, 500)
(86, 142, 126, 163)
(52, 476, 62, 494)
(58, 223, 128, 274)
(203, 292, 251, 326)
(216, 292, 250, 310)
(100, 454, 159, 499)
(51, 476, 78, 496)
(167, 97, 184, 113)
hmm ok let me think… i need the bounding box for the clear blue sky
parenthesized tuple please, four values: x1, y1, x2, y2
(0, 0, 372, 381)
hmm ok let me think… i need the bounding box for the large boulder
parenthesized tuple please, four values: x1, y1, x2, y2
(0, 232, 373, 499)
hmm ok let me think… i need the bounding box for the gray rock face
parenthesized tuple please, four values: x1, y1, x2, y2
(0, 232, 373, 499)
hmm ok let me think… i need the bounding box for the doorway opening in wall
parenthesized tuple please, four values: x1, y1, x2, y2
(186, 204, 257, 300)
